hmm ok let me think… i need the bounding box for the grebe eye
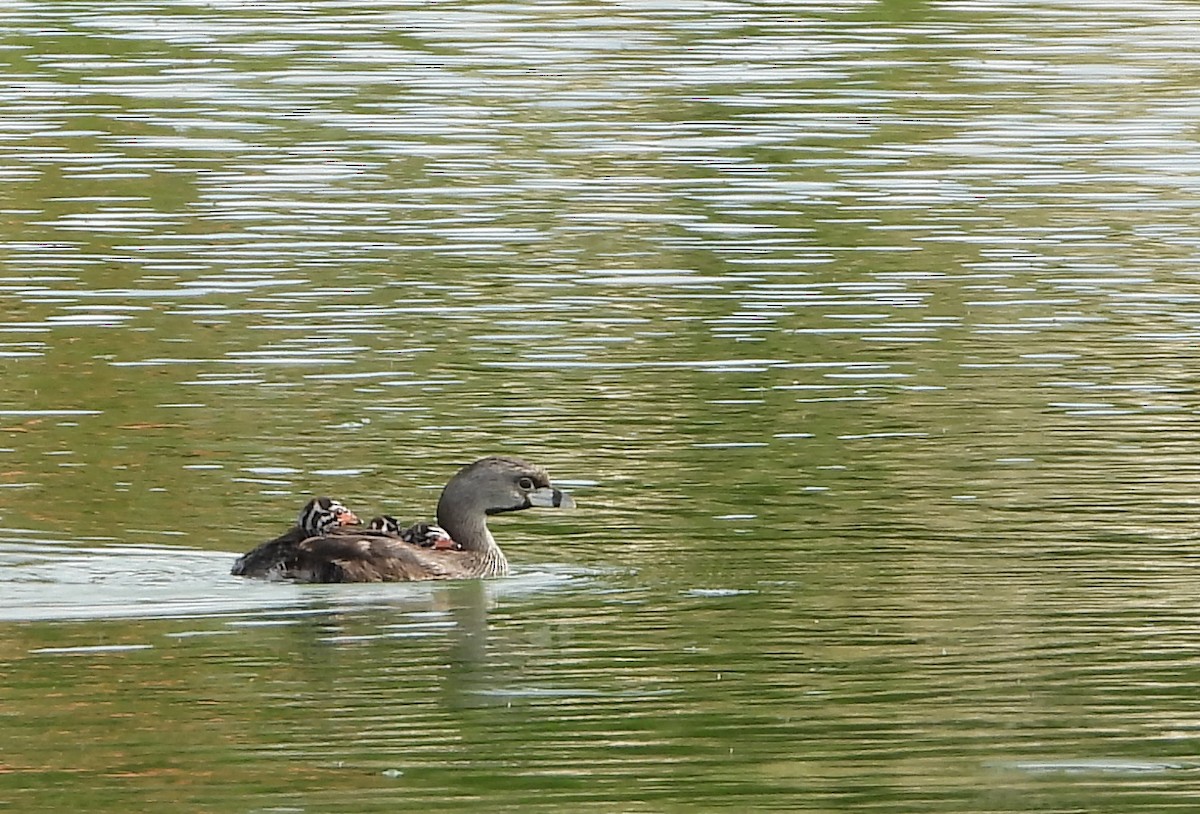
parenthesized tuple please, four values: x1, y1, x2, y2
(518, 477, 535, 491)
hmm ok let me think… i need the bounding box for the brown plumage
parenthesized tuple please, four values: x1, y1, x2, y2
(288, 535, 464, 582)
(231, 496, 361, 579)
(232, 456, 576, 583)
(368, 516, 459, 549)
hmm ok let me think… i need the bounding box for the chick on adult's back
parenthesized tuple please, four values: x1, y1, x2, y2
(230, 496, 360, 579)
(231, 456, 576, 583)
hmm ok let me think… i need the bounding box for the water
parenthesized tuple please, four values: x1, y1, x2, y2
(5, 0, 1200, 809)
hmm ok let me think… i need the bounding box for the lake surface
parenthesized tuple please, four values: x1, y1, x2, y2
(5, 0, 1200, 809)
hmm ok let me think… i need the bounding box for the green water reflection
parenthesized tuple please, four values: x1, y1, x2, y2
(5, 0, 1200, 810)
